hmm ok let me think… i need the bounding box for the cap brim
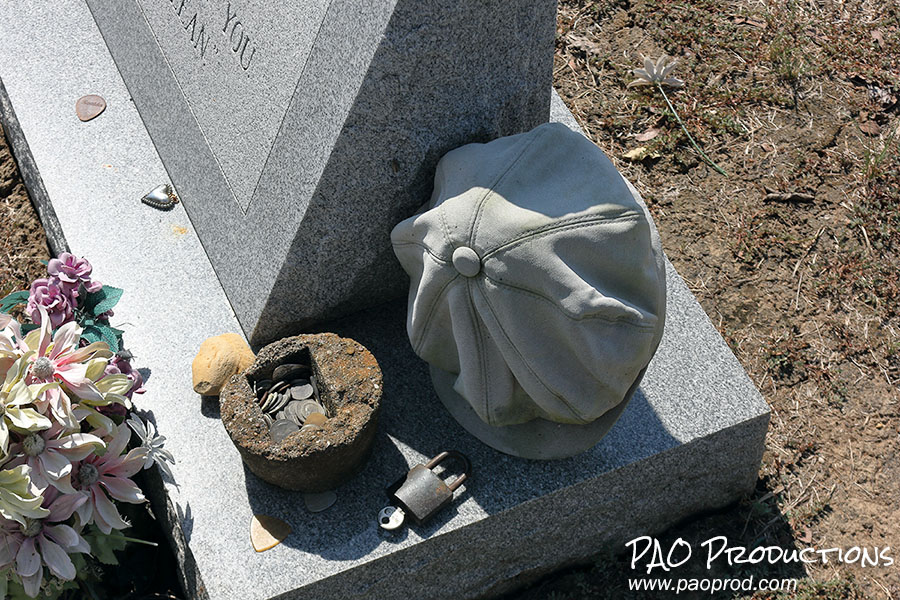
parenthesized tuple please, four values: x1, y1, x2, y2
(430, 365, 640, 460)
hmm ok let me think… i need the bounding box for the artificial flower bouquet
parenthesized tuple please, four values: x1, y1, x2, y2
(0, 254, 172, 598)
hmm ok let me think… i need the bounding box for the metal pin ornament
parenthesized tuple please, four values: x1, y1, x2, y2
(141, 183, 179, 210)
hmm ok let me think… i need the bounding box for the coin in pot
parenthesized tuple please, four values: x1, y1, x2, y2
(290, 384, 314, 401)
(270, 419, 299, 443)
(297, 400, 327, 421)
(255, 380, 273, 397)
(304, 412, 327, 427)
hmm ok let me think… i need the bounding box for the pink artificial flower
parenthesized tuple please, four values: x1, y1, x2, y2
(104, 354, 145, 399)
(73, 423, 146, 534)
(47, 253, 101, 295)
(25, 311, 109, 428)
(5, 425, 105, 494)
(0, 487, 88, 598)
(25, 279, 72, 329)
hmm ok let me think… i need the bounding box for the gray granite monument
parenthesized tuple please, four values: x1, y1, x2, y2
(0, 2, 769, 598)
(85, 0, 556, 345)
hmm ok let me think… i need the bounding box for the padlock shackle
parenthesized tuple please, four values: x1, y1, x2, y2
(424, 450, 471, 492)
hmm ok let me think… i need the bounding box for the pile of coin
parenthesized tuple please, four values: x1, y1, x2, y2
(253, 362, 329, 443)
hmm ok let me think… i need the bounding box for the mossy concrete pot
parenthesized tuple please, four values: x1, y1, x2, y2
(220, 333, 381, 492)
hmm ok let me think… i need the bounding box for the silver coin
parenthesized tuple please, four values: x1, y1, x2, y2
(299, 423, 321, 433)
(303, 490, 337, 513)
(284, 401, 305, 426)
(275, 410, 287, 421)
(269, 419, 299, 443)
(268, 391, 291, 415)
(262, 414, 274, 427)
(297, 400, 327, 421)
(290, 384, 314, 401)
(260, 381, 288, 412)
(258, 390, 274, 413)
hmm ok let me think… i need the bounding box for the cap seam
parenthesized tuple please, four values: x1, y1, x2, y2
(467, 278, 494, 426)
(482, 277, 659, 329)
(411, 264, 460, 354)
(391, 240, 451, 265)
(438, 198, 454, 253)
(483, 212, 643, 260)
(476, 278, 588, 424)
(469, 128, 550, 246)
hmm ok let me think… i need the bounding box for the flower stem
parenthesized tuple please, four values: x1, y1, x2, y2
(105, 533, 159, 547)
(656, 82, 728, 177)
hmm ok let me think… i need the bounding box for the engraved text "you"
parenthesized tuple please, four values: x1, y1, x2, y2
(222, 3, 257, 71)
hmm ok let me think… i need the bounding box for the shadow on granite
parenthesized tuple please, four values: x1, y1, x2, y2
(226, 299, 681, 562)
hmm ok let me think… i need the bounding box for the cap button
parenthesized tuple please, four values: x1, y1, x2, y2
(452, 246, 481, 277)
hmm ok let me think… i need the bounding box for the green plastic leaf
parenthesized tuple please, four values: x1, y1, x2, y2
(19, 323, 38, 336)
(84, 526, 128, 566)
(84, 285, 123, 318)
(5, 576, 35, 600)
(81, 325, 103, 345)
(0, 291, 29, 314)
(96, 324, 121, 353)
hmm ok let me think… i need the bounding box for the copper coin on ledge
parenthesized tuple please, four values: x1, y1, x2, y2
(75, 94, 106, 122)
(250, 514, 291, 552)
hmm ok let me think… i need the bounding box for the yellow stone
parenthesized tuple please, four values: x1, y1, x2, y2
(191, 333, 255, 396)
(250, 514, 292, 552)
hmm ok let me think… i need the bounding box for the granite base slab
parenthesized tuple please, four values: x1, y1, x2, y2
(0, 2, 769, 598)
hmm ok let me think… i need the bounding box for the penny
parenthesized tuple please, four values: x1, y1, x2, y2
(269, 419, 299, 443)
(250, 514, 291, 552)
(290, 384, 314, 401)
(303, 490, 337, 513)
(75, 94, 106, 122)
(304, 412, 327, 427)
(258, 390, 273, 412)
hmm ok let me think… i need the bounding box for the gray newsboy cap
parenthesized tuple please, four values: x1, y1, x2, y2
(391, 122, 666, 459)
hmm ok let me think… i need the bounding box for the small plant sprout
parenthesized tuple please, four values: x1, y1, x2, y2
(628, 55, 728, 177)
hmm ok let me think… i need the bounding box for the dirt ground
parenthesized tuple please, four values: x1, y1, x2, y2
(0, 128, 50, 297)
(512, 0, 898, 598)
(2, 1, 898, 598)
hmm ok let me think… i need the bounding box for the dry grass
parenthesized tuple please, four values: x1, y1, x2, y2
(506, 0, 900, 598)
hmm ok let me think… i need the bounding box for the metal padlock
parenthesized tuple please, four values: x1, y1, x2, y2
(378, 451, 470, 530)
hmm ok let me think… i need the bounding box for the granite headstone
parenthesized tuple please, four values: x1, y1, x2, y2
(85, 0, 556, 345)
(0, 2, 769, 598)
